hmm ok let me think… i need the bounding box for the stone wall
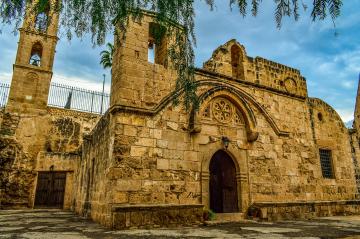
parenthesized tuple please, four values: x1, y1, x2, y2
(0, 107, 99, 208)
(72, 15, 359, 227)
(349, 129, 360, 197)
(308, 98, 355, 199)
(2, 10, 359, 227)
(73, 113, 114, 227)
(81, 71, 357, 227)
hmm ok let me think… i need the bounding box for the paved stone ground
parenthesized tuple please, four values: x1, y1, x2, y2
(1, 210, 360, 239)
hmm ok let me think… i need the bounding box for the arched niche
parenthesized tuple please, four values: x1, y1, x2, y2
(29, 42, 43, 67)
(231, 44, 245, 80)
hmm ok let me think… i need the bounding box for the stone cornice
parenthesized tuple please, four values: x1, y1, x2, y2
(13, 64, 53, 75)
(19, 28, 59, 41)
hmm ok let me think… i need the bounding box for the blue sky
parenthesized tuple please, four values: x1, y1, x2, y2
(0, 0, 359, 122)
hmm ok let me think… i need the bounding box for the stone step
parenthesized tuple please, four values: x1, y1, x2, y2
(205, 213, 245, 225)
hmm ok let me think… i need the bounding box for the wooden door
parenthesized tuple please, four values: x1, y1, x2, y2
(34, 172, 66, 208)
(210, 150, 238, 213)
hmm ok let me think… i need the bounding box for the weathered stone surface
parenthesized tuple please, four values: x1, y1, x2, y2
(0, 137, 34, 208)
(2, 8, 360, 231)
(111, 204, 203, 229)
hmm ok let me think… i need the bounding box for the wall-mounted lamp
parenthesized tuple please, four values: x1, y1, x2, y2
(49, 165, 54, 172)
(221, 136, 230, 149)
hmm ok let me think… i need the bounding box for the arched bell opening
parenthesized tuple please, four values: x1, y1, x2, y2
(29, 42, 43, 67)
(34, 3, 50, 32)
(209, 150, 239, 213)
(231, 44, 244, 80)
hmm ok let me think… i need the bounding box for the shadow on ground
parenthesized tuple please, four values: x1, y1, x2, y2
(1, 210, 360, 238)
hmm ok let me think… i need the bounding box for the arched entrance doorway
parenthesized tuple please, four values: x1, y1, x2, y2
(209, 150, 239, 213)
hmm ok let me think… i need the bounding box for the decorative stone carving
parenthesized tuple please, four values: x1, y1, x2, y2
(234, 112, 244, 124)
(200, 97, 245, 127)
(202, 105, 210, 118)
(212, 98, 233, 123)
(284, 77, 297, 93)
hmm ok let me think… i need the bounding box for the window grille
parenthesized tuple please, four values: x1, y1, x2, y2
(319, 149, 334, 179)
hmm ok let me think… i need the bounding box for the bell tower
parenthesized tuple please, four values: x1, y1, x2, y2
(7, 0, 59, 112)
(111, 12, 177, 110)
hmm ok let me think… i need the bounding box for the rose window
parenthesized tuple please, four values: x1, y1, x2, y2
(212, 98, 233, 123)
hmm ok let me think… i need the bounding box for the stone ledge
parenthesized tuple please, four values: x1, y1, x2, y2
(111, 204, 204, 229)
(252, 200, 360, 207)
(112, 203, 203, 212)
(249, 200, 360, 221)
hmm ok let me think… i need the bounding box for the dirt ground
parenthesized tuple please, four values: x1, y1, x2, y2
(1, 209, 360, 238)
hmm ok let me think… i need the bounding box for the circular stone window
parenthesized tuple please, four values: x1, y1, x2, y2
(212, 98, 233, 123)
(317, 112, 323, 121)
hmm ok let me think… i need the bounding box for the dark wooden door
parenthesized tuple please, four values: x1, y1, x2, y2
(210, 150, 238, 213)
(34, 172, 66, 208)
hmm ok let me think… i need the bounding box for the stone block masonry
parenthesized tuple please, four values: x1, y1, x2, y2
(2, 8, 360, 229)
(250, 200, 360, 221)
(112, 204, 204, 229)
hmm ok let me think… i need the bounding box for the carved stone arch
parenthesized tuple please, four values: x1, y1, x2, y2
(190, 87, 258, 142)
(190, 80, 290, 138)
(201, 147, 241, 173)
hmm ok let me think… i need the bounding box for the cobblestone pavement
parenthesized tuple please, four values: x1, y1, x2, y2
(1, 210, 360, 239)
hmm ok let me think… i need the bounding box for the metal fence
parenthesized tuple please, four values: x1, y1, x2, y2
(0, 82, 110, 114)
(48, 83, 110, 114)
(0, 83, 10, 108)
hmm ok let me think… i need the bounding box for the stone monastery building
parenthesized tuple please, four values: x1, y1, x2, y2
(2, 2, 360, 229)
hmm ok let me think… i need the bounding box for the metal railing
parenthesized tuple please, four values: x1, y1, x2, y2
(0, 82, 110, 114)
(0, 83, 10, 108)
(48, 83, 110, 114)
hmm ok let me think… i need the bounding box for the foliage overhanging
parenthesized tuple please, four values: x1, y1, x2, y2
(0, 0, 343, 110)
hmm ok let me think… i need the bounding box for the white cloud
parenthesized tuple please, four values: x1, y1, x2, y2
(0, 72, 12, 84)
(52, 74, 110, 93)
(336, 108, 355, 122)
(341, 80, 355, 89)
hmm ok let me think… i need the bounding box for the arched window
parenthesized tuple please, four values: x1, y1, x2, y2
(148, 22, 167, 66)
(35, 11, 49, 32)
(29, 42, 43, 67)
(231, 45, 245, 79)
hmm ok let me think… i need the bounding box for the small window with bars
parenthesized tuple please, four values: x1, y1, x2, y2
(319, 149, 334, 179)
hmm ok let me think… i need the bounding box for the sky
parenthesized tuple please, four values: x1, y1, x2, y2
(0, 0, 359, 122)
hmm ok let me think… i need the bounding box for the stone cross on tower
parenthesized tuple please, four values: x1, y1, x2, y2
(7, 1, 59, 113)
